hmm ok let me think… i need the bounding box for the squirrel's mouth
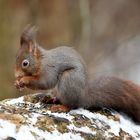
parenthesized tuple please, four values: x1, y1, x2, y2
(15, 68, 33, 79)
(15, 72, 24, 79)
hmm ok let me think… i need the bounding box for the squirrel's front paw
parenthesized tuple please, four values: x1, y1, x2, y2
(15, 77, 29, 90)
(15, 79, 25, 90)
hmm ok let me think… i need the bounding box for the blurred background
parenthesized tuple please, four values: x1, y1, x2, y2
(1, 0, 140, 100)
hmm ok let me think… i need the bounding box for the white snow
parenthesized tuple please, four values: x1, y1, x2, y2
(6, 96, 24, 105)
(0, 119, 16, 139)
(1, 97, 140, 139)
(25, 113, 41, 125)
(70, 108, 140, 139)
(0, 118, 84, 140)
(46, 110, 74, 121)
(68, 124, 96, 135)
(60, 132, 84, 140)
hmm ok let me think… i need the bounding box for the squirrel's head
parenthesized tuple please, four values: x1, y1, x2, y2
(15, 25, 41, 79)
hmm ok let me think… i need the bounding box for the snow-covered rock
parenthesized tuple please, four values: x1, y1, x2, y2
(0, 93, 139, 140)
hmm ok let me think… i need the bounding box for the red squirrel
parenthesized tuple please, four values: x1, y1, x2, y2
(15, 26, 140, 123)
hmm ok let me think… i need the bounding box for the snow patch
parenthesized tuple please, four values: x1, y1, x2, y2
(6, 96, 24, 105)
(46, 110, 74, 121)
(71, 108, 140, 138)
(0, 119, 16, 139)
(68, 124, 96, 135)
(0, 119, 84, 140)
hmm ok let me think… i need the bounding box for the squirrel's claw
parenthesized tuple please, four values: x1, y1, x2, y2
(14, 79, 26, 90)
(47, 97, 60, 104)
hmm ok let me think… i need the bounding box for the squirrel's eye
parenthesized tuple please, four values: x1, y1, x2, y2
(22, 59, 29, 68)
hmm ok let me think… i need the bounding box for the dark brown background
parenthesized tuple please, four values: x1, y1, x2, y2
(1, 0, 140, 100)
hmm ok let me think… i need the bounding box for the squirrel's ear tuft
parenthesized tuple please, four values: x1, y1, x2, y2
(20, 25, 38, 45)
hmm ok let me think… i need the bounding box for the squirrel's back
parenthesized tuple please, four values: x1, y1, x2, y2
(46, 46, 86, 68)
